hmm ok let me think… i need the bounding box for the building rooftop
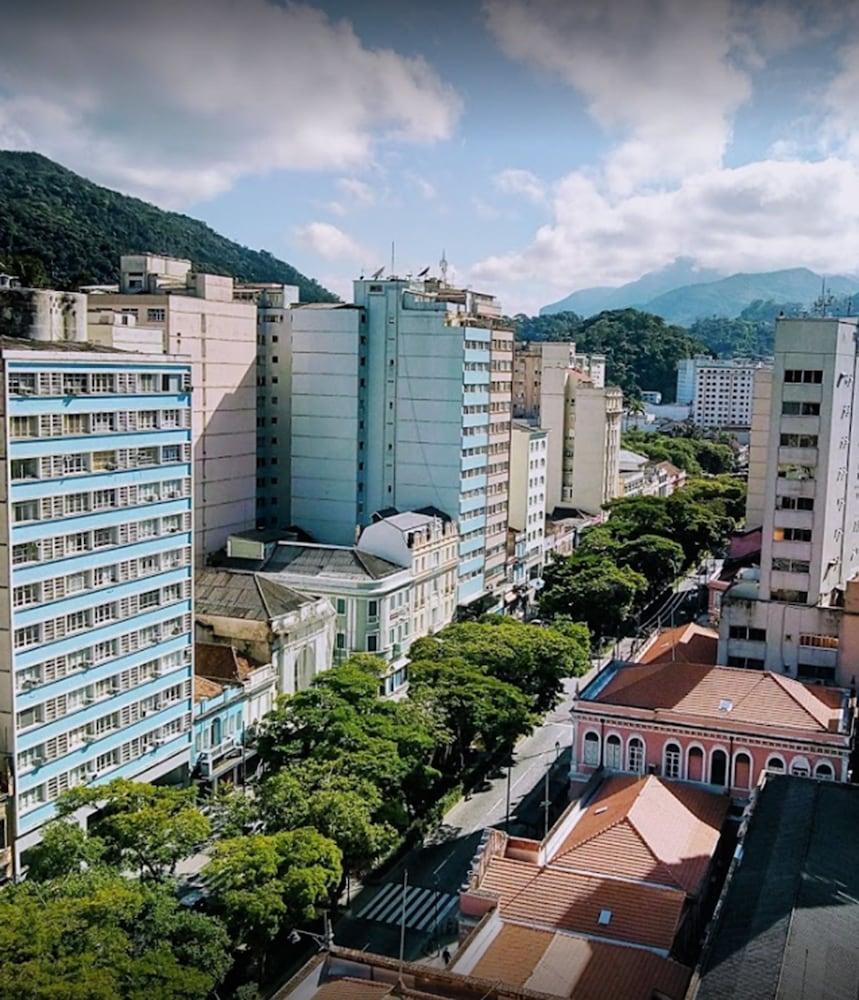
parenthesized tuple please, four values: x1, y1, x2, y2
(195, 643, 259, 685)
(263, 543, 404, 582)
(636, 623, 719, 666)
(195, 568, 311, 620)
(580, 661, 848, 737)
(692, 776, 859, 1000)
(0, 335, 127, 354)
(193, 675, 226, 703)
(552, 775, 728, 897)
(464, 923, 691, 1000)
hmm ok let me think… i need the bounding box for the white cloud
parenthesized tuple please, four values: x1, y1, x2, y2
(0, 0, 461, 206)
(473, 158, 859, 298)
(409, 174, 438, 200)
(494, 168, 546, 204)
(337, 177, 376, 206)
(484, 0, 750, 194)
(295, 222, 372, 264)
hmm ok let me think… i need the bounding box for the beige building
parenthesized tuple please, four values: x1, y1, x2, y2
(486, 327, 514, 598)
(513, 340, 606, 420)
(90, 255, 258, 563)
(507, 423, 546, 606)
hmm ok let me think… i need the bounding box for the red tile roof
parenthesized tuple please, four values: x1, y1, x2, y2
(469, 924, 691, 999)
(193, 675, 225, 703)
(590, 661, 844, 734)
(636, 624, 719, 666)
(552, 775, 728, 896)
(477, 856, 685, 951)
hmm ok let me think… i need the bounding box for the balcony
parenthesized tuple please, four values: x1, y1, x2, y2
(197, 735, 244, 779)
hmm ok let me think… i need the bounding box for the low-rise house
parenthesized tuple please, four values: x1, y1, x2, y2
(572, 661, 855, 794)
(192, 643, 276, 789)
(691, 775, 859, 1000)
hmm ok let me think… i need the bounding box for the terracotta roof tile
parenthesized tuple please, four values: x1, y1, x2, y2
(194, 675, 225, 702)
(478, 857, 685, 951)
(637, 624, 719, 665)
(312, 979, 392, 999)
(553, 776, 728, 896)
(471, 925, 691, 999)
(592, 662, 842, 733)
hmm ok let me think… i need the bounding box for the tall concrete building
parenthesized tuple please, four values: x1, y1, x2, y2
(0, 341, 194, 871)
(718, 318, 859, 685)
(289, 276, 513, 607)
(513, 340, 605, 420)
(233, 282, 300, 529)
(90, 255, 257, 563)
(508, 422, 547, 607)
(676, 356, 770, 430)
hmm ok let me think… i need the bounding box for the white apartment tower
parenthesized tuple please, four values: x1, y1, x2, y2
(676, 356, 770, 430)
(718, 318, 859, 685)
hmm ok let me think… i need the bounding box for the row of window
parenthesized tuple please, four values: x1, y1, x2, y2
(773, 527, 812, 542)
(729, 625, 766, 642)
(10, 408, 187, 440)
(777, 464, 815, 481)
(17, 643, 189, 696)
(13, 478, 189, 526)
(779, 433, 818, 448)
(17, 715, 190, 814)
(784, 369, 823, 384)
(771, 557, 811, 574)
(782, 400, 820, 416)
(19, 680, 190, 770)
(14, 582, 191, 650)
(775, 495, 814, 511)
(9, 371, 188, 397)
(12, 443, 190, 483)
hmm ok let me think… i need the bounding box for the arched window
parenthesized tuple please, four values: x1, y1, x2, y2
(765, 756, 785, 772)
(605, 734, 622, 770)
(627, 737, 645, 774)
(815, 761, 835, 781)
(583, 731, 600, 766)
(790, 757, 810, 777)
(687, 746, 705, 782)
(663, 742, 681, 780)
(710, 748, 728, 786)
(733, 752, 752, 790)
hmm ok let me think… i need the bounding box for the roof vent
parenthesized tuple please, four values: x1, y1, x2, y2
(598, 909, 612, 926)
(594, 806, 608, 815)
(718, 698, 733, 713)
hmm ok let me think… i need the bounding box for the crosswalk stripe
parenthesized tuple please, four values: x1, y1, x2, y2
(355, 882, 459, 931)
(356, 882, 399, 921)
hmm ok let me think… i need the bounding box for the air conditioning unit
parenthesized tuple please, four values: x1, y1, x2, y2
(81, 733, 97, 744)
(104, 462, 118, 471)
(31, 754, 45, 768)
(21, 678, 40, 690)
(82, 695, 95, 706)
(153, 735, 167, 746)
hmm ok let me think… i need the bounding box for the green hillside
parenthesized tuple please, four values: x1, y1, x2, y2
(0, 151, 336, 301)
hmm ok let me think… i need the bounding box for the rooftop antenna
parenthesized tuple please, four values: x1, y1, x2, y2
(371, 266, 384, 280)
(440, 249, 448, 285)
(417, 266, 430, 278)
(813, 277, 835, 318)
(391, 240, 395, 278)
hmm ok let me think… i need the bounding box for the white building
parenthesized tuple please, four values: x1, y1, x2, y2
(507, 423, 546, 606)
(676, 356, 770, 430)
(718, 318, 859, 686)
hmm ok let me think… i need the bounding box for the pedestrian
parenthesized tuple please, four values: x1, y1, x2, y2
(442, 947, 451, 966)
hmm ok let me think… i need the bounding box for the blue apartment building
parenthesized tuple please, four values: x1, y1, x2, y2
(2, 341, 194, 870)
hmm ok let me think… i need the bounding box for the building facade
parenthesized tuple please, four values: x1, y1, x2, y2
(513, 340, 606, 420)
(507, 422, 546, 605)
(676, 356, 769, 430)
(90, 255, 257, 563)
(1, 343, 194, 868)
(571, 660, 854, 796)
(718, 319, 859, 685)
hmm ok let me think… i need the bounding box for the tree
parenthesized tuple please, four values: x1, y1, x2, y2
(409, 617, 590, 712)
(25, 818, 106, 881)
(615, 534, 685, 598)
(206, 829, 341, 966)
(56, 779, 210, 879)
(409, 658, 534, 768)
(0, 870, 230, 999)
(539, 560, 647, 645)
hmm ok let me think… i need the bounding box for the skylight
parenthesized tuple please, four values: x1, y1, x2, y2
(598, 909, 612, 926)
(718, 698, 733, 712)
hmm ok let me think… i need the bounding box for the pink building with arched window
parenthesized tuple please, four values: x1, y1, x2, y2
(572, 661, 855, 795)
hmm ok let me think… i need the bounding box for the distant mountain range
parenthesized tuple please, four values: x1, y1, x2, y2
(0, 151, 335, 301)
(541, 260, 859, 326)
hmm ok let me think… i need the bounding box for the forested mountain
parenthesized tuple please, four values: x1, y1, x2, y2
(0, 151, 335, 301)
(514, 308, 705, 401)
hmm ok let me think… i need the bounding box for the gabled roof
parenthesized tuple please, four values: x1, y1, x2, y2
(585, 661, 845, 735)
(467, 923, 691, 1000)
(637, 623, 719, 666)
(476, 856, 685, 951)
(552, 775, 728, 896)
(195, 568, 311, 620)
(263, 543, 404, 581)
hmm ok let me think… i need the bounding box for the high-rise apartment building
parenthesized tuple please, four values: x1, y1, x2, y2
(718, 318, 859, 685)
(676, 356, 769, 430)
(1, 342, 194, 870)
(508, 422, 547, 606)
(91, 255, 257, 563)
(235, 282, 300, 530)
(513, 340, 605, 420)
(289, 277, 513, 607)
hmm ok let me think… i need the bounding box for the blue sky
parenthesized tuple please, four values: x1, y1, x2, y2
(3, 0, 859, 312)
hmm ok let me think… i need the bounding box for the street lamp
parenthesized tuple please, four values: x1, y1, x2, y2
(287, 912, 333, 951)
(505, 752, 516, 830)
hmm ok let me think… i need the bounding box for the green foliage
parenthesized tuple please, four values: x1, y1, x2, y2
(0, 151, 335, 301)
(614, 535, 685, 598)
(56, 779, 210, 879)
(206, 829, 341, 955)
(622, 429, 735, 476)
(25, 819, 106, 882)
(539, 559, 647, 644)
(0, 869, 230, 999)
(513, 311, 581, 342)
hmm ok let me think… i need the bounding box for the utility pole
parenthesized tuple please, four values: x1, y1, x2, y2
(397, 869, 408, 985)
(543, 763, 550, 838)
(505, 755, 514, 830)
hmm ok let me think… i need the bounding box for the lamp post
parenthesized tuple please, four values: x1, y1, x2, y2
(505, 752, 515, 831)
(287, 911, 333, 951)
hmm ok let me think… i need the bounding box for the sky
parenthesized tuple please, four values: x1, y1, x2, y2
(3, 0, 859, 312)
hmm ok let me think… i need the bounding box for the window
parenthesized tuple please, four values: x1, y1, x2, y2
(366, 633, 378, 652)
(63, 413, 88, 435)
(147, 308, 166, 322)
(336, 632, 346, 650)
(163, 514, 182, 534)
(663, 742, 681, 779)
(10, 416, 38, 438)
(773, 527, 812, 542)
(91, 413, 115, 433)
(134, 447, 158, 467)
(367, 600, 378, 620)
(63, 453, 86, 475)
(91, 373, 115, 394)
(815, 762, 835, 780)
(765, 756, 784, 772)
(9, 373, 36, 395)
(138, 519, 159, 539)
(784, 369, 823, 384)
(782, 400, 821, 415)
(780, 433, 818, 448)
(92, 489, 117, 510)
(583, 731, 600, 766)
(336, 598, 346, 615)
(11, 458, 38, 480)
(17, 704, 44, 729)
(19, 786, 46, 812)
(729, 625, 766, 642)
(67, 531, 88, 553)
(160, 409, 181, 428)
(64, 493, 88, 515)
(162, 445, 181, 464)
(13, 500, 39, 523)
(66, 610, 88, 634)
(162, 373, 182, 393)
(92, 527, 114, 549)
(13, 542, 39, 565)
(790, 758, 810, 777)
(777, 464, 815, 480)
(63, 374, 88, 394)
(605, 734, 622, 770)
(65, 571, 87, 593)
(92, 603, 115, 625)
(138, 410, 158, 430)
(627, 737, 644, 774)
(13, 583, 39, 608)
(771, 558, 810, 574)
(92, 450, 117, 472)
(139, 589, 160, 610)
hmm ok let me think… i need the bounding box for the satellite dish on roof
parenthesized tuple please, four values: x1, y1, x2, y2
(371, 266, 384, 280)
